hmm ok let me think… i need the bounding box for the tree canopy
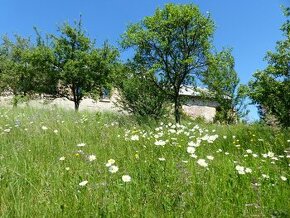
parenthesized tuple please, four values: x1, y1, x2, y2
(52, 19, 119, 110)
(115, 62, 168, 121)
(0, 19, 119, 110)
(248, 7, 290, 127)
(0, 35, 32, 96)
(0, 4, 256, 124)
(122, 3, 215, 123)
(202, 49, 248, 123)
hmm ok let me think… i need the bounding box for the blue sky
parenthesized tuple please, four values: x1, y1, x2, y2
(1, 0, 289, 120)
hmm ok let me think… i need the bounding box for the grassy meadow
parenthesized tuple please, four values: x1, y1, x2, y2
(0, 107, 289, 217)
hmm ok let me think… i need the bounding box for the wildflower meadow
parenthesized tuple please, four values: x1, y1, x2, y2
(0, 107, 289, 217)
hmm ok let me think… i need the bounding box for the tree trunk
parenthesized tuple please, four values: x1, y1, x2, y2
(12, 91, 18, 108)
(72, 84, 80, 111)
(174, 95, 181, 124)
(74, 100, 80, 111)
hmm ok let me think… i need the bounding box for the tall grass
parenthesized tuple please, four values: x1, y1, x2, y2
(0, 107, 289, 217)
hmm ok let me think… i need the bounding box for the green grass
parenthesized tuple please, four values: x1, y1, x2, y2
(0, 107, 289, 217)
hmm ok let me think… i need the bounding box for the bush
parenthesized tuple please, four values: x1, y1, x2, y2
(116, 72, 168, 121)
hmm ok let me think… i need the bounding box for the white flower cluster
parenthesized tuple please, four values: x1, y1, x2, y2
(197, 159, 208, 167)
(105, 159, 119, 173)
(122, 175, 131, 182)
(154, 140, 166, 146)
(87, 154, 96, 162)
(201, 134, 219, 143)
(235, 165, 252, 175)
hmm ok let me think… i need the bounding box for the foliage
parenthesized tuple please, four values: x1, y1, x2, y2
(0, 33, 58, 105)
(0, 35, 33, 97)
(0, 19, 118, 110)
(52, 19, 119, 110)
(115, 63, 168, 121)
(121, 3, 215, 123)
(248, 7, 290, 127)
(26, 29, 59, 95)
(257, 105, 280, 127)
(202, 49, 249, 124)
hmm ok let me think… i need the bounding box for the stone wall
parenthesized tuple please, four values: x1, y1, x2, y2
(0, 91, 218, 121)
(182, 98, 218, 122)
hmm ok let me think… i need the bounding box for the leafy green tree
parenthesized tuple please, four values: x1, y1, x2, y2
(0, 33, 58, 105)
(121, 3, 214, 123)
(25, 29, 59, 95)
(0, 41, 8, 92)
(115, 63, 168, 121)
(248, 7, 290, 127)
(52, 19, 118, 110)
(202, 49, 248, 124)
(89, 41, 119, 98)
(0, 35, 35, 105)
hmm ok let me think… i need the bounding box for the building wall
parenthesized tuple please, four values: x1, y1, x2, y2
(182, 98, 218, 122)
(0, 90, 218, 121)
(0, 90, 122, 113)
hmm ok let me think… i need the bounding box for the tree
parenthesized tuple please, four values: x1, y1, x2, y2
(115, 63, 168, 121)
(25, 29, 59, 95)
(248, 7, 290, 127)
(0, 39, 9, 92)
(0, 33, 59, 106)
(0, 35, 35, 105)
(121, 3, 214, 123)
(202, 49, 248, 123)
(52, 19, 119, 110)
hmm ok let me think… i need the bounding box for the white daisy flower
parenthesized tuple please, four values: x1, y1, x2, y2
(197, 159, 208, 167)
(262, 174, 269, 179)
(187, 146, 196, 154)
(154, 140, 166, 146)
(168, 129, 176, 134)
(77, 143, 86, 147)
(246, 149, 253, 154)
(41, 126, 48, 130)
(105, 159, 116, 167)
(206, 155, 214, 160)
(130, 135, 139, 141)
(88, 155, 96, 162)
(188, 141, 200, 147)
(4, 128, 11, 133)
(79, 180, 88, 186)
(190, 154, 198, 158)
(122, 175, 131, 182)
(108, 165, 119, 173)
(235, 165, 245, 174)
(267, 151, 275, 158)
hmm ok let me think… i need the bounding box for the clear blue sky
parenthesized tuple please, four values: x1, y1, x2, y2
(1, 0, 289, 121)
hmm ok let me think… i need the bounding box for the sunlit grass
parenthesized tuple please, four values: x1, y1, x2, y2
(0, 107, 289, 217)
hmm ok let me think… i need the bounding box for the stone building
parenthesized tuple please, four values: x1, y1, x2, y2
(103, 86, 219, 121)
(179, 86, 219, 122)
